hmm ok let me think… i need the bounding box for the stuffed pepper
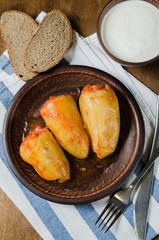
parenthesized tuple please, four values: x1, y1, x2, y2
(40, 95, 89, 159)
(20, 126, 70, 183)
(79, 84, 120, 159)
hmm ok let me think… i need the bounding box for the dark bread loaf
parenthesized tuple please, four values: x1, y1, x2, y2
(1, 10, 38, 81)
(23, 10, 72, 72)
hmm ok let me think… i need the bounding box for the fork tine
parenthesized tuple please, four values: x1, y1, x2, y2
(98, 204, 114, 228)
(104, 209, 122, 234)
(101, 206, 118, 230)
(95, 201, 112, 225)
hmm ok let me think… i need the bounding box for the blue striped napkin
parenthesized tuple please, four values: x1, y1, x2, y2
(0, 12, 159, 240)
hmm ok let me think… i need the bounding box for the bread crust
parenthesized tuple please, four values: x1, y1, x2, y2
(1, 10, 39, 81)
(23, 9, 72, 73)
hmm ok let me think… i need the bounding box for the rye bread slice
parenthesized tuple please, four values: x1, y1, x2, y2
(23, 10, 72, 72)
(1, 10, 38, 81)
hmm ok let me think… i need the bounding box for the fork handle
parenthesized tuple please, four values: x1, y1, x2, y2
(130, 95, 159, 191)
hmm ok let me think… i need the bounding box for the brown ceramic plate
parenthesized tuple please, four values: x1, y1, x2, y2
(3, 65, 144, 204)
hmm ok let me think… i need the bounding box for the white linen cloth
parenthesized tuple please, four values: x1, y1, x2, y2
(0, 12, 158, 240)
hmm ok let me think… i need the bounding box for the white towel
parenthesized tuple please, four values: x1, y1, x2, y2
(0, 11, 158, 240)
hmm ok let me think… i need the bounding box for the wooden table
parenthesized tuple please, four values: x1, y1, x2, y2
(0, 1, 159, 239)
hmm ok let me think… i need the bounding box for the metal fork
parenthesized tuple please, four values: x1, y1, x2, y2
(95, 94, 159, 234)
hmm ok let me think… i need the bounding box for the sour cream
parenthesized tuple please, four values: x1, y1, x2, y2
(101, 0, 159, 63)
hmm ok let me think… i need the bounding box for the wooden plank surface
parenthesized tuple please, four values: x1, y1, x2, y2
(0, 1, 159, 240)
